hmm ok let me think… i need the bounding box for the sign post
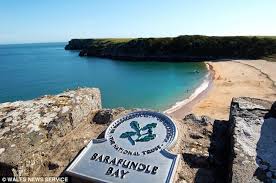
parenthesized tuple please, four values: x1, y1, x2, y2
(65, 111, 180, 183)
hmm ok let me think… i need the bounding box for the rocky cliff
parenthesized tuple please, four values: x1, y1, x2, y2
(65, 36, 276, 61)
(0, 88, 275, 183)
(0, 88, 101, 177)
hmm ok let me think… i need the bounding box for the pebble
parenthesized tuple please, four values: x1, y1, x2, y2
(179, 180, 187, 183)
(0, 148, 5, 155)
(62, 106, 70, 114)
(5, 117, 13, 123)
(10, 144, 16, 148)
(242, 160, 250, 165)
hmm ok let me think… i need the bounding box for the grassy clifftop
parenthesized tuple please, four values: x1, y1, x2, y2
(65, 36, 276, 61)
(65, 38, 132, 50)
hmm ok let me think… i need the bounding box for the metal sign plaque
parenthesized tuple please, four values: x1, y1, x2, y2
(65, 111, 180, 183)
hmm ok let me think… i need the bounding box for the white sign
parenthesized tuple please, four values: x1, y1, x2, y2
(66, 111, 180, 183)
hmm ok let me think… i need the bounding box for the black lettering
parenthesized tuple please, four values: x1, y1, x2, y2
(105, 167, 113, 175)
(95, 154, 103, 162)
(114, 144, 119, 150)
(137, 163, 146, 171)
(123, 150, 133, 155)
(111, 169, 120, 178)
(110, 136, 115, 145)
(90, 153, 98, 160)
(109, 158, 117, 165)
(103, 156, 110, 164)
(151, 166, 158, 175)
(145, 165, 151, 173)
(129, 161, 138, 170)
(122, 160, 130, 168)
(117, 159, 123, 166)
(120, 170, 129, 179)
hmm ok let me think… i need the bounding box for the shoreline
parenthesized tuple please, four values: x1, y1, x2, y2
(164, 62, 214, 117)
(167, 59, 276, 120)
(191, 60, 276, 120)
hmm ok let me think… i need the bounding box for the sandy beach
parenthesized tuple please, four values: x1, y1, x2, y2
(168, 60, 276, 120)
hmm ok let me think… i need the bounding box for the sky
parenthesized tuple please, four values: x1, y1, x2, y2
(0, 0, 276, 44)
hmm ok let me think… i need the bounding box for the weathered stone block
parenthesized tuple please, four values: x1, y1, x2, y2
(229, 97, 276, 183)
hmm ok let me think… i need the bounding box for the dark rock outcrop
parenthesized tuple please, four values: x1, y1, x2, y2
(92, 108, 126, 124)
(92, 109, 114, 124)
(65, 36, 276, 61)
(183, 114, 213, 126)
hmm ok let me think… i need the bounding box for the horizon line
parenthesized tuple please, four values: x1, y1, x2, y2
(1, 34, 276, 45)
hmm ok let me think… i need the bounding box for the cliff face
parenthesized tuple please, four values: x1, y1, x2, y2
(65, 36, 276, 61)
(65, 39, 101, 50)
(0, 88, 275, 183)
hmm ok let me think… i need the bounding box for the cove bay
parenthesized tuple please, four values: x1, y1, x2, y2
(0, 42, 207, 110)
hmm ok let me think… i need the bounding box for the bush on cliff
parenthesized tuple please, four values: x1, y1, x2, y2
(65, 36, 276, 61)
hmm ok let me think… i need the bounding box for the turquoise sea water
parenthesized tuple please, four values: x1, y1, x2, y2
(0, 43, 207, 110)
